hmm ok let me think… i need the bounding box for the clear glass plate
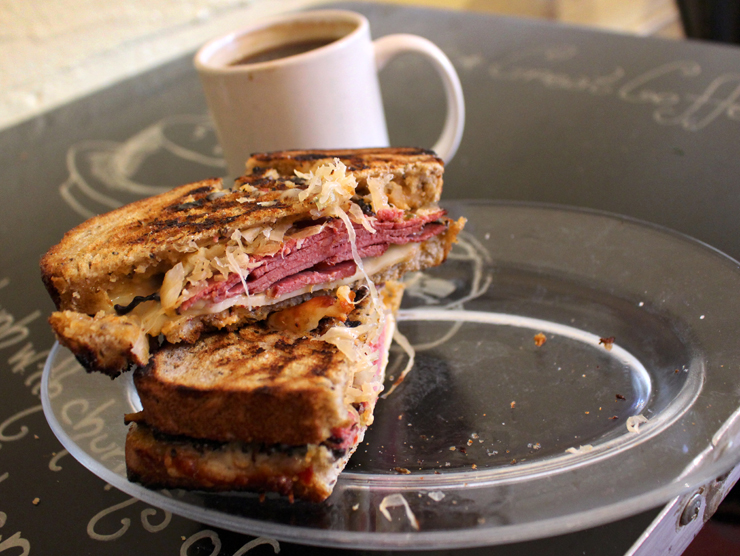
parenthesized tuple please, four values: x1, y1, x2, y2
(41, 201, 740, 549)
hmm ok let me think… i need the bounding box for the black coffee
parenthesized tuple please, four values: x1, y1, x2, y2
(230, 38, 336, 65)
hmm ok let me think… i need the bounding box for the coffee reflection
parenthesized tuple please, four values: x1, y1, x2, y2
(230, 38, 336, 66)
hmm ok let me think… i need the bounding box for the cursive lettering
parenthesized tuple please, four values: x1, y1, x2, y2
(46, 351, 83, 400)
(86, 497, 138, 541)
(0, 310, 40, 352)
(8, 343, 51, 398)
(0, 512, 30, 556)
(0, 277, 65, 404)
(489, 45, 625, 95)
(656, 73, 740, 131)
(180, 531, 281, 556)
(8, 343, 49, 376)
(61, 398, 116, 442)
(87, 495, 172, 541)
(233, 538, 281, 555)
(140, 507, 172, 533)
(488, 46, 740, 131)
(617, 60, 699, 106)
(181, 530, 221, 556)
(0, 405, 43, 443)
(61, 398, 125, 474)
(48, 449, 68, 471)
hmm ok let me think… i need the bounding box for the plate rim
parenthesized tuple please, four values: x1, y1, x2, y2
(40, 200, 740, 549)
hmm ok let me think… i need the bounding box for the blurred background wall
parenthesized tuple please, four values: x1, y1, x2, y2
(0, 0, 683, 131)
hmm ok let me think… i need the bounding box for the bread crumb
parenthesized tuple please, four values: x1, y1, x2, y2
(599, 336, 615, 350)
(32, 498, 40, 505)
(510, 401, 516, 409)
(534, 333, 547, 347)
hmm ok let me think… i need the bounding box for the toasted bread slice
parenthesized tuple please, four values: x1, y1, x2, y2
(41, 148, 443, 314)
(126, 282, 403, 502)
(125, 421, 355, 502)
(134, 322, 355, 446)
(243, 147, 443, 210)
(133, 282, 402, 446)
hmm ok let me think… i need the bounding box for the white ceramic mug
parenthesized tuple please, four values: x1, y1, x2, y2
(194, 9, 465, 177)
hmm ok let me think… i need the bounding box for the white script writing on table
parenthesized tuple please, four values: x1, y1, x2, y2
(61, 398, 125, 475)
(0, 277, 83, 454)
(485, 45, 740, 131)
(87, 498, 282, 554)
(87, 495, 171, 541)
(0, 405, 43, 445)
(0, 511, 30, 556)
(180, 530, 280, 556)
(0, 277, 47, 450)
(0, 275, 49, 398)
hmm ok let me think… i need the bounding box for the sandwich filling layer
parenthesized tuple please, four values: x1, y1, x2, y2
(114, 161, 451, 338)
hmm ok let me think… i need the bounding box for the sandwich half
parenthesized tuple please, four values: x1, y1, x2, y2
(41, 148, 464, 377)
(125, 281, 403, 502)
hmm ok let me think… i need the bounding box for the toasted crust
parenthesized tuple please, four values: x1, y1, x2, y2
(134, 322, 353, 446)
(244, 147, 443, 209)
(48, 311, 149, 378)
(125, 422, 347, 502)
(40, 177, 314, 314)
(41, 148, 445, 314)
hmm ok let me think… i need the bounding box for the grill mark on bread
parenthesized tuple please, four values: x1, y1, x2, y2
(273, 339, 294, 352)
(308, 347, 335, 378)
(187, 185, 215, 196)
(133, 314, 356, 445)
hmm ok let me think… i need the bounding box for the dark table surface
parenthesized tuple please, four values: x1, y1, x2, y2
(2, 2, 740, 554)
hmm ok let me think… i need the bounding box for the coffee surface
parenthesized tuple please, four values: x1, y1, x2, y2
(230, 38, 336, 65)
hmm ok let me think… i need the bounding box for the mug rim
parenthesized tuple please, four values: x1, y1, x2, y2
(194, 9, 367, 74)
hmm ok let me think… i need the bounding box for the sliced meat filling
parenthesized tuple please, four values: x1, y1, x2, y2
(179, 209, 446, 310)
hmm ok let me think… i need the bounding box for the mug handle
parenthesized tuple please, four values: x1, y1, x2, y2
(373, 34, 465, 164)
